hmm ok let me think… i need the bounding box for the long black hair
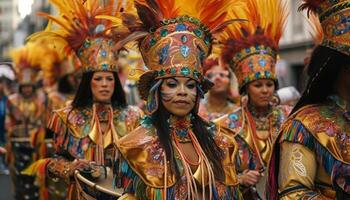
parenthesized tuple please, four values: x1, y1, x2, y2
(291, 46, 350, 114)
(58, 74, 76, 94)
(71, 71, 127, 109)
(151, 98, 225, 181)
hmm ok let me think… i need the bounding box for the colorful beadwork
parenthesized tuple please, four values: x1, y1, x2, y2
(140, 15, 212, 83)
(77, 38, 119, 72)
(312, 0, 350, 55)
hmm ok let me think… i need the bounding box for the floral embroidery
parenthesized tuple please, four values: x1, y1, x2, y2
(290, 146, 307, 177)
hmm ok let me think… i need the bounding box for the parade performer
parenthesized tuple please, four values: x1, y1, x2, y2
(268, 0, 350, 199)
(113, 0, 243, 199)
(22, 36, 73, 200)
(27, 0, 143, 199)
(215, 0, 290, 199)
(198, 55, 239, 121)
(6, 43, 46, 200)
(44, 55, 79, 112)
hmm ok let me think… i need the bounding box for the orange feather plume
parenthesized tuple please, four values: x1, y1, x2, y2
(298, 0, 324, 16)
(31, 0, 133, 56)
(220, 0, 288, 64)
(308, 12, 324, 45)
(132, 0, 232, 32)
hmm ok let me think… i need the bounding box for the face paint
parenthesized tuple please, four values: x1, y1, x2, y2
(160, 77, 197, 117)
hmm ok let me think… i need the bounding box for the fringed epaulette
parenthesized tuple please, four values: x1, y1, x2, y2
(49, 106, 92, 139)
(279, 104, 350, 165)
(117, 125, 178, 188)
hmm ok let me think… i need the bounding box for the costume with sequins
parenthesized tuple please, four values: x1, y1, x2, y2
(22, 0, 142, 199)
(111, 0, 243, 198)
(47, 104, 142, 199)
(215, 0, 289, 198)
(267, 0, 350, 199)
(268, 96, 350, 199)
(117, 116, 241, 200)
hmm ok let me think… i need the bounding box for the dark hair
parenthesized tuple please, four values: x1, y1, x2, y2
(151, 100, 225, 181)
(71, 71, 127, 109)
(58, 74, 76, 94)
(291, 46, 350, 114)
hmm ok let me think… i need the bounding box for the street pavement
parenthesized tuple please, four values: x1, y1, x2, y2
(0, 174, 14, 200)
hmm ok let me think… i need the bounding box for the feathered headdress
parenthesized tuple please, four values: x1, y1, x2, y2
(122, 43, 146, 81)
(11, 42, 44, 85)
(30, 0, 133, 73)
(220, 0, 288, 93)
(308, 13, 324, 45)
(299, 0, 350, 56)
(29, 22, 78, 86)
(115, 0, 242, 114)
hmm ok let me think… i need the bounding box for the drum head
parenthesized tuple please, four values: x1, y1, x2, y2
(75, 167, 123, 199)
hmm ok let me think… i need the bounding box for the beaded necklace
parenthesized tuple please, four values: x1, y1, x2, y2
(169, 114, 193, 143)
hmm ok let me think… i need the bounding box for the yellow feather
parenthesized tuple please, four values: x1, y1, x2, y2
(222, 0, 288, 47)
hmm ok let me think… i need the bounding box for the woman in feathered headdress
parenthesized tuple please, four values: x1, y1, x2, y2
(268, 0, 350, 199)
(214, 0, 290, 199)
(6, 42, 47, 200)
(26, 0, 144, 199)
(111, 0, 243, 199)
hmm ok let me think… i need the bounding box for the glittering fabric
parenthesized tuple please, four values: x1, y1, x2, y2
(268, 98, 350, 199)
(216, 105, 290, 171)
(47, 104, 142, 200)
(117, 117, 241, 199)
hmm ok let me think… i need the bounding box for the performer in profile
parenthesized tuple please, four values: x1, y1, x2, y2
(268, 0, 350, 199)
(114, 0, 244, 199)
(29, 0, 143, 199)
(215, 0, 290, 199)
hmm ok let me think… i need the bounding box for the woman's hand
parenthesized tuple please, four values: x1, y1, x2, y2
(239, 169, 262, 186)
(67, 159, 92, 177)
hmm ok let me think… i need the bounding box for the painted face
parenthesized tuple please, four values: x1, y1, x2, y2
(205, 65, 230, 93)
(160, 77, 197, 117)
(246, 79, 275, 108)
(91, 71, 115, 103)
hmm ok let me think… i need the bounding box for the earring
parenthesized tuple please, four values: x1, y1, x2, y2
(240, 94, 249, 108)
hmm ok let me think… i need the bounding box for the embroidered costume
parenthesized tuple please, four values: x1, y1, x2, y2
(215, 0, 290, 199)
(26, 1, 143, 199)
(6, 43, 47, 200)
(268, 0, 350, 199)
(106, 0, 244, 199)
(118, 116, 241, 200)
